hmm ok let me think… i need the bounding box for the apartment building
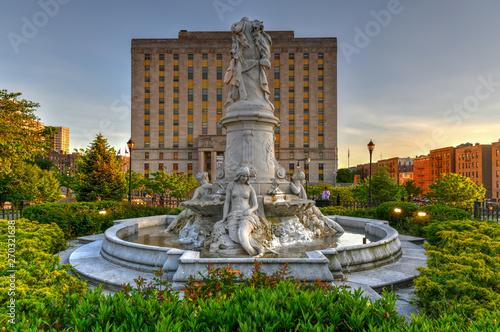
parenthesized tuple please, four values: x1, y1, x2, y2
(131, 30, 337, 184)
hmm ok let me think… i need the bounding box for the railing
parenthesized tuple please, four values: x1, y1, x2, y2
(0, 209, 22, 220)
(131, 196, 187, 208)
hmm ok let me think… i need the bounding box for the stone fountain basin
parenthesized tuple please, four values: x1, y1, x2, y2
(96, 214, 402, 282)
(180, 199, 224, 218)
(263, 197, 315, 217)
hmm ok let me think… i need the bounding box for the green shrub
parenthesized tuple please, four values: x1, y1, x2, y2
(318, 206, 347, 216)
(10, 263, 406, 331)
(22, 202, 182, 238)
(0, 219, 87, 322)
(342, 208, 378, 219)
(375, 201, 418, 225)
(413, 219, 500, 319)
(419, 204, 471, 222)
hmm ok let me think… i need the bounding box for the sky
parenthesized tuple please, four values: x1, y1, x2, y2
(1, 0, 500, 169)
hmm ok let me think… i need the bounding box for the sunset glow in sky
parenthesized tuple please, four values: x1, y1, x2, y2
(2, 0, 500, 168)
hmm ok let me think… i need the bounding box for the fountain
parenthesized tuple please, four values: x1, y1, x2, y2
(71, 17, 402, 290)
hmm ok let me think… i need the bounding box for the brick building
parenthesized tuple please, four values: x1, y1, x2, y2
(413, 155, 431, 193)
(491, 140, 500, 200)
(430, 146, 455, 182)
(455, 143, 492, 197)
(131, 30, 337, 184)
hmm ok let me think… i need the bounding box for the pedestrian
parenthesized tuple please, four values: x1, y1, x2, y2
(321, 187, 330, 200)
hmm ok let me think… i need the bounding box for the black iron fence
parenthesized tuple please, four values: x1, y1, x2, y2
(0, 208, 22, 220)
(131, 196, 187, 208)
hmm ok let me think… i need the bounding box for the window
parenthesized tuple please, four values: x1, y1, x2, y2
(173, 163, 178, 171)
(289, 65, 294, 70)
(217, 54, 222, 60)
(318, 76, 324, 81)
(303, 53, 309, 59)
(159, 120, 164, 126)
(289, 152, 294, 159)
(144, 109, 150, 115)
(202, 122, 208, 134)
(188, 54, 193, 60)
(289, 76, 294, 81)
(174, 152, 178, 159)
(318, 53, 324, 59)
(188, 67, 193, 79)
(159, 109, 164, 115)
(145, 152, 149, 159)
(202, 54, 208, 60)
(303, 87, 309, 92)
(289, 53, 294, 59)
(159, 163, 164, 171)
(159, 98, 164, 104)
(173, 120, 179, 125)
(217, 89, 222, 101)
(145, 65, 150, 71)
(145, 87, 150, 93)
(202, 89, 208, 101)
(159, 76, 164, 82)
(145, 54, 150, 60)
(202, 67, 208, 79)
(144, 131, 150, 136)
(144, 120, 150, 125)
(289, 98, 294, 103)
(188, 89, 193, 101)
(217, 67, 222, 79)
(303, 65, 309, 70)
(159, 65, 164, 71)
(160, 153, 164, 159)
(319, 152, 323, 159)
(174, 54, 179, 60)
(274, 54, 280, 59)
(145, 76, 150, 82)
(159, 87, 164, 93)
(159, 54, 164, 60)
(173, 131, 179, 136)
(303, 76, 309, 81)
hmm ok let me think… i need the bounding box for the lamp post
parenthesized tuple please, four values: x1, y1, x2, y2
(127, 138, 135, 204)
(367, 140, 375, 207)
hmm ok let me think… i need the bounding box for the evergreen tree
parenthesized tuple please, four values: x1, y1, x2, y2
(74, 134, 127, 202)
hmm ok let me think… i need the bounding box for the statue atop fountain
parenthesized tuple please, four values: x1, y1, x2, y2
(167, 17, 343, 257)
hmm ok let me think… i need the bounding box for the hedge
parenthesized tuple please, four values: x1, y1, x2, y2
(22, 202, 182, 238)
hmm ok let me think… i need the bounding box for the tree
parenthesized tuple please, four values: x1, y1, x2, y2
(336, 168, 354, 183)
(146, 170, 198, 199)
(125, 169, 146, 197)
(0, 90, 55, 177)
(353, 166, 402, 203)
(0, 90, 56, 205)
(74, 133, 127, 202)
(402, 180, 422, 200)
(425, 173, 486, 207)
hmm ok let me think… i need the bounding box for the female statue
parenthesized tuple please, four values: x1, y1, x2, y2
(224, 17, 273, 108)
(210, 166, 266, 257)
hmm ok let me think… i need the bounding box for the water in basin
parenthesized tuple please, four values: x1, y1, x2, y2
(123, 225, 380, 258)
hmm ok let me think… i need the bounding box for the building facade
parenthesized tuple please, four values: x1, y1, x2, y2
(493, 140, 500, 200)
(52, 126, 70, 154)
(131, 30, 337, 184)
(413, 155, 431, 193)
(455, 143, 492, 197)
(429, 146, 455, 182)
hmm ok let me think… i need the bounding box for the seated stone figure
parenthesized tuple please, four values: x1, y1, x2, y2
(166, 171, 213, 233)
(209, 166, 267, 257)
(290, 171, 344, 235)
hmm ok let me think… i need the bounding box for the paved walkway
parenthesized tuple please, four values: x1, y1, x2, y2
(59, 234, 427, 319)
